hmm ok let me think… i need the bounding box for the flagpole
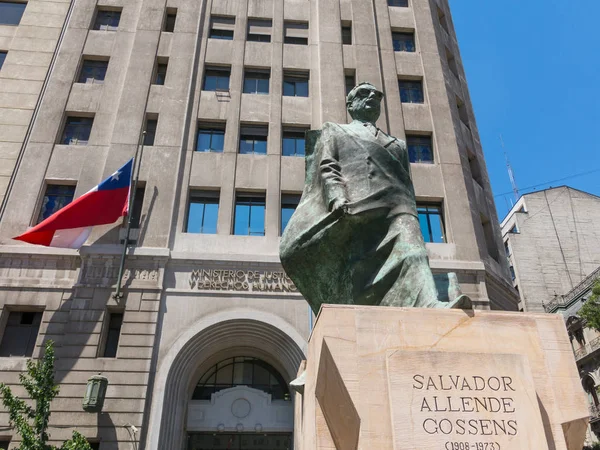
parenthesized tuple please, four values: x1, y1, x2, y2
(113, 131, 146, 300)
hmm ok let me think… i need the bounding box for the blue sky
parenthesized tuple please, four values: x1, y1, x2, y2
(451, 0, 600, 219)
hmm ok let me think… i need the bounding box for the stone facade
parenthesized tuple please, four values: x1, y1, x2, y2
(0, 0, 517, 448)
(502, 186, 600, 312)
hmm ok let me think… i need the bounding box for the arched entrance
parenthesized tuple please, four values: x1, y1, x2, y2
(187, 357, 293, 450)
(145, 310, 306, 450)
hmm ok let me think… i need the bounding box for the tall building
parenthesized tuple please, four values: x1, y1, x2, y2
(502, 186, 600, 312)
(0, 0, 517, 448)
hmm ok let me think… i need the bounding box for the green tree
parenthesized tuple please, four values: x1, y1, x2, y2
(578, 280, 600, 332)
(0, 340, 93, 450)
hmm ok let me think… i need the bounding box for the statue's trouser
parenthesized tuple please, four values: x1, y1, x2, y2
(352, 213, 441, 308)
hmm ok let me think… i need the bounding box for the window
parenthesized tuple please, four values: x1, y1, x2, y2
(243, 69, 270, 94)
(164, 8, 176, 32)
(345, 71, 356, 95)
(247, 18, 272, 42)
(143, 117, 157, 146)
(0, 1, 26, 25)
(283, 71, 309, 97)
(37, 184, 75, 223)
(234, 193, 266, 236)
(467, 150, 483, 186)
(209, 16, 235, 40)
(203, 66, 230, 91)
(89, 443, 100, 450)
(0, 439, 10, 450)
(417, 204, 445, 243)
(504, 241, 511, 257)
(508, 224, 519, 234)
(406, 135, 433, 164)
(77, 58, 108, 84)
(0, 312, 42, 357)
(456, 97, 469, 127)
(102, 312, 123, 358)
(61, 116, 94, 145)
(282, 128, 306, 157)
(196, 123, 225, 153)
(509, 265, 516, 281)
(388, 0, 408, 6)
(186, 191, 219, 234)
(281, 194, 300, 235)
(130, 187, 145, 229)
(93, 9, 121, 31)
(399, 79, 424, 103)
(284, 21, 308, 45)
(0, 51, 6, 71)
(392, 32, 415, 52)
(446, 47, 459, 78)
(153, 59, 168, 85)
(481, 214, 499, 262)
(341, 22, 352, 45)
(437, 7, 449, 33)
(192, 357, 290, 401)
(239, 125, 268, 155)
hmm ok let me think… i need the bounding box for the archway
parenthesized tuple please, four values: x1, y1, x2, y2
(145, 309, 306, 450)
(187, 357, 293, 450)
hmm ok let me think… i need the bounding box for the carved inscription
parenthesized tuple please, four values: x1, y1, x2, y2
(387, 351, 547, 450)
(413, 375, 518, 441)
(189, 269, 297, 293)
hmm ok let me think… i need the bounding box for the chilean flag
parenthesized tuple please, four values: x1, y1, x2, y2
(13, 159, 134, 249)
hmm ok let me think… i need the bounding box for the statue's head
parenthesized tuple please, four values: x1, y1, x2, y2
(346, 82, 384, 123)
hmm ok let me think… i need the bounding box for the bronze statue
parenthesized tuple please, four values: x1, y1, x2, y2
(280, 82, 471, 314)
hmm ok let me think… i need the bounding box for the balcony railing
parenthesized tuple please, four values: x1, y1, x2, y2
(574, 337, 600, 361)
(575, 346, 588, 360)
(590, 405, 600, 422)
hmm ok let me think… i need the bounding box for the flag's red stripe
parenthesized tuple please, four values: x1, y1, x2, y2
(13, 229, 54, 246)
(13, 187, 129, 243)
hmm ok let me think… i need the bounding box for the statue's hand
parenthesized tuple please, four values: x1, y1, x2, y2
(330, 198, 349, 215)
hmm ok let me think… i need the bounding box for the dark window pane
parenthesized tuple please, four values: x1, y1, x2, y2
(203, 67, 230, 91)
(248, 33, 270, 42)
(0, 440, 11, 450)
(61, 117, 94, 145)
(407, 135, 433, 164)
(103, 313, 123, 358)
(345, 74, 356, 95)
(247, 19, 272, 42)
(143, 119, 157, 146)
(210, 29, 233, 39)
(281, 194, 300, 234)
(282, 130, 306, 157)
(0, 51, 6, 71)
(399, 80, 424, 103)
(239, 127, 268, 154)
(37, 185, 75, 223)
(154, 62, 168, 85)
(197, 126, 225, 152)
(243, 71, 270, 94)
(0, 2, 26, 25)
(234, 195, 265, 236)
(388, 0, 408, 6)
(284, 22, 308, 45)
(417, 204, 445, 243)
(392, 32, 415, 52)
(193, 357, 290, 400)
(283, 74, 309, 97)
(93, 9, 121, 30)
(341, 25, 352, 45)
(0, 311, 42, 357)
(78, 59, 108, 83)
(186, 192, 219, 234)
(130, 187, 145, 228)
(164, 12, 176, 32)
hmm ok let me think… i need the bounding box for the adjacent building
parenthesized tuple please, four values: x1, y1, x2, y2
(0, 0, 517, 448)
(545, 266, 600, 445)
(502, 186, 600, 312)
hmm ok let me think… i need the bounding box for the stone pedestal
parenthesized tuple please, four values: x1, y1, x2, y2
(294, 306, 589, 450)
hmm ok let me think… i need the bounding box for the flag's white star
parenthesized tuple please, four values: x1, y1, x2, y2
(110, 170, 121, 181)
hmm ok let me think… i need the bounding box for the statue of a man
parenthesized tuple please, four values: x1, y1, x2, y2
(280, 82, 471, 314)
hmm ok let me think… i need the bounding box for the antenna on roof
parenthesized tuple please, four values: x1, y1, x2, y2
(500, 134, 519, 203)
